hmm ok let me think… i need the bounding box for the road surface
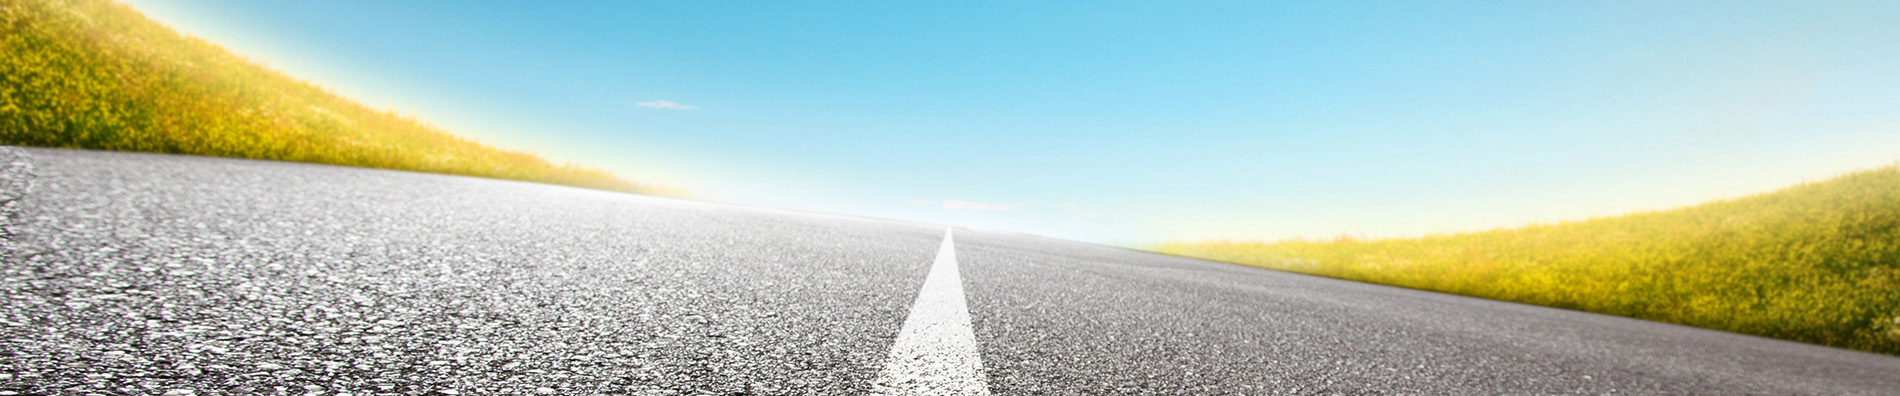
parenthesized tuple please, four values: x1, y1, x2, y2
(3, 147, 1897, 395)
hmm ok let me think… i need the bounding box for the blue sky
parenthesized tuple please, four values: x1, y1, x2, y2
(125, 0, 1900, 245)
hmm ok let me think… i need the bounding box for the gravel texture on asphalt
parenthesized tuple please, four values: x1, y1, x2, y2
(1, 148, 938, 395)
(1, 147, 33, 249)
(955, 229, 1900, 395)
(5, 147, 1900, 395)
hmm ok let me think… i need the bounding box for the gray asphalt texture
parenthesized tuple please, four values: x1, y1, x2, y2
(3, 147, 1898, 395)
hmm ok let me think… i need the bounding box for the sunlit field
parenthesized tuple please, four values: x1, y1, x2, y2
(0, 0, 681, 196)
(1159, 165, 1900, 356)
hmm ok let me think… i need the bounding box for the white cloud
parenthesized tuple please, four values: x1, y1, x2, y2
(945, 200, 1024, 211)
(636, 100, 697, 110)
(910, 199, 1024, 211)
(1055, 202, 1102, 217)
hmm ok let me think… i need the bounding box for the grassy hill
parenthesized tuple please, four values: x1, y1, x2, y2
(1157, 165, 1900, 356)
(0, 0, 681, 196)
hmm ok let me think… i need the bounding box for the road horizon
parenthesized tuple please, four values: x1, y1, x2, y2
(3, 147, 1897, 395)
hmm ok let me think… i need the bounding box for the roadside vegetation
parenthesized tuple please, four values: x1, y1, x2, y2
(0, 0, 682, 196)
(1157, 165, 1900, 356)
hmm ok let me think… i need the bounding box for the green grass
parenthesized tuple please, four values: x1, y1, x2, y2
(1156, 165, 1900, 355)
(1, 0, 682, 196)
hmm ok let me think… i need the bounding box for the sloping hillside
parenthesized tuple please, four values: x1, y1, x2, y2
(1158, 166, 1900, 355)
(0, 0, 680, 196)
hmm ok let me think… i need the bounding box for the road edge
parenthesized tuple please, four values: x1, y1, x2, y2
(0, 146, 35, 251)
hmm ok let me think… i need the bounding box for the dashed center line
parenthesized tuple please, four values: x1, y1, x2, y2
(873, 229, 991, 396)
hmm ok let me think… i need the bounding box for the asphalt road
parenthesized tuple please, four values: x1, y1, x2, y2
(3, 147, 1897, 395)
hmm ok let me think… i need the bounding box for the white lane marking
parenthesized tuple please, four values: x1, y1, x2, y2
(873, 229, 991, 396)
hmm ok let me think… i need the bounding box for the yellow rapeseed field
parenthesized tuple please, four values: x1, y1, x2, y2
(1157, 165, 1900, 355)
(0, 0, 682, 196)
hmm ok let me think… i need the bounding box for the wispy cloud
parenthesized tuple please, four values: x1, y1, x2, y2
(636, 100, 697, 110)
(1055, 202, 1102, 217)
(910, 199, 1024, 211)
